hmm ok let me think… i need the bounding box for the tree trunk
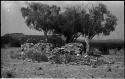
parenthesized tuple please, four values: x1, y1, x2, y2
(66, 36, 71, 43)
(84, 36, 90, 56)
(69, 34, 76, 42)
(44, 31, 48, 42)
(70, 33, 81, 42)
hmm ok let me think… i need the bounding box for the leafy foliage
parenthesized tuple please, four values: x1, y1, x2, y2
(20, 2, 118, 44)
(21, 2, 61, 42)
(51, 3, 118, 42)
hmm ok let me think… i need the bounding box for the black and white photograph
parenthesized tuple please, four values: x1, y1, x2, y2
(1, 1, 124, 78)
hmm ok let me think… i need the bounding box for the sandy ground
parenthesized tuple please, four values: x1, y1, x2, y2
(1, 48, 124, 78)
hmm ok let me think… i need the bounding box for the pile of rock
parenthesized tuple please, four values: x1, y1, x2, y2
(18, 42, 54, 62)
(19, 42, 84, 63)
(21, 43, 34, 51)
(18, 42, 109, 67)
(49, 43, 84, 64)
(20, 42, 53, 53)
(50, 43, 84, 55)
(49, 43, 109, 67)
(68, 55, 107, 67)
(33, 43, 54, 54)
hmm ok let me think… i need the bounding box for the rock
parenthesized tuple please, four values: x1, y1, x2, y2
(19, 42, 108, 67)
(77, 54, 80, 56)
(51, 43, 84, 55)
(21, 43, 34, 49)
(49, 43, 85, 64)
(49, 43, 84, 64)
(18, 42, 55, 62)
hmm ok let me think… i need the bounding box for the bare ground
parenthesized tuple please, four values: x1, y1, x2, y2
(1, 48, 124, 78)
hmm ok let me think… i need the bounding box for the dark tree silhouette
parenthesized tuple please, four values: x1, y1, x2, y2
(21, 2, 61, 42)
(53, 3, 118, 55)
(81, 3, 118, 55)
(20, 2, 118, 55)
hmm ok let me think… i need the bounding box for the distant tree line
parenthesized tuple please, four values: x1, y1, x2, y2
(1, 33, 26, 48)
(1, 33, 65, 48)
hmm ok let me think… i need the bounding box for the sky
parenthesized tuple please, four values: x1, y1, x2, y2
(1, 1, 124, 40)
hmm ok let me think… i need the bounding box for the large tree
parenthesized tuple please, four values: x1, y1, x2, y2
(53, 6, 86, 43)
(81, 3, 117, 55)
(21, 2, 61, 42)
(20, 2, 118, 55)
(54, 3, 117, 55)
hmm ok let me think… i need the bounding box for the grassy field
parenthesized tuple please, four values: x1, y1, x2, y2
(1, 47, 124, 78)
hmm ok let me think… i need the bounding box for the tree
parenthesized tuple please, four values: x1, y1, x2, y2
(21, 2, 61, 42)
(53, 6, 85, 43)
(81, 3, 117, 55)
(53, 3, 117, 55)
(20, 2, 118, 56)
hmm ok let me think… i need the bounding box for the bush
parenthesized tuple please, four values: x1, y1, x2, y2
(10, 46, 49, 62)
(10, 50, 26, 60)
(25, 48, 48, 62)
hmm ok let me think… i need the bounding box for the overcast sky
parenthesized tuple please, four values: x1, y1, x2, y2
(1, 1, 124, 40)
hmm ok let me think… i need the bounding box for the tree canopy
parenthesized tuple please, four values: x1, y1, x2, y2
(21, 2, 118, 43)
(54, 3, 118, 42)
(21, 2, 61, 42)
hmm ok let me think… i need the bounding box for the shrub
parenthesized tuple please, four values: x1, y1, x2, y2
(25, 48, 48, 62)
(10, 50, 26, 60)
(10, 47, 49, 62)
